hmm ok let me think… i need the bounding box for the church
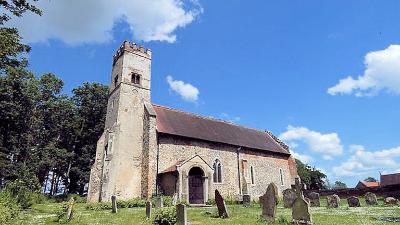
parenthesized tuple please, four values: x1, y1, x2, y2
(87, 41, 298, 204)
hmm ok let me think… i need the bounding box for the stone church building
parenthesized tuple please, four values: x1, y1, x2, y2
(87, 41, 298, 204)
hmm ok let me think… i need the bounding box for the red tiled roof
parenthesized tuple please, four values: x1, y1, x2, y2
(360, 181, 380, 188)
(153, 104, 290, 155)
(381, 173, 400, 186)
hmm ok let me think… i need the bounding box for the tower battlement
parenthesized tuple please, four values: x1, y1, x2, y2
(112, 40, 152, 65)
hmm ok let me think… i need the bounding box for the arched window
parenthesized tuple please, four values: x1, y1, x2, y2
(131, 73, 141, 85)
(250, 166, 255, 185)
(279, 168, 284, 186)
(213, 159, 222, 183)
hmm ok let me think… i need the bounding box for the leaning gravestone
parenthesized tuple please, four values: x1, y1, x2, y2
(215, 189, 229, 218)
(145, 201, 152, 219)
(283, 188, 296, 208)
(365, 192, 378, 205)
(292, 177, 313, 225)
(326, 195, 340, 208)
(259, 183, 278, 221)
(347, 196, 360, 207)
(308, 192, 320, 207)
(66, 197, 75, 221)
(243, 194, 251, 207)
(176, 203, 187, 225)
(111, 195, 117, 213)
(385, 197, 399, 206)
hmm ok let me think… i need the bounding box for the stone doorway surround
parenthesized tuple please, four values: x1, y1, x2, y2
(161, 154, 214, 205)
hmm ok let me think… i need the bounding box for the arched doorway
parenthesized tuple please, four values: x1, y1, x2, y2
(188, 167, 204, 204)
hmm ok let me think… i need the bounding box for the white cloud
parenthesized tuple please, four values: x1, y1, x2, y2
(166, 75, 199, 102)
(333, 145, 400, 177)
(6, 0, 202, 44)
(328, 45, 400, 96)
(290, 150, 313, 164)
(279, 126, 343, 159)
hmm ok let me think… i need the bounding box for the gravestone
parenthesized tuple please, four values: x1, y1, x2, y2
(326, 195, 340, 208)
(66, 197, 74, 221)
(176, 203, 187, 225)
(365, 192, 378, 205)
(347, 196, 360, 207)
(155, 196, 164, 208)
(243, 194, 251, 207)
(292, 177, 313, 225)
(308, 192, 320, 207)
(145, 201, 152, 219)
(385, 197, 399, 206)
(259, 183, 278, 221)
(283, 188, 296, 208)
(111, 195, 117, 213)
(172, 193, 178, 206)
(215, 189, 229, 218)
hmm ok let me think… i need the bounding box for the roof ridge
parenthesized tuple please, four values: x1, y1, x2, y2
(152, 103, 270, 134)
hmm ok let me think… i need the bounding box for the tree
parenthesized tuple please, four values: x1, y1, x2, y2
(295, 159, 327, 190)
(1, 0, 42, 24)
(334, 181, 347, 189)
(364, 177, 377, 182)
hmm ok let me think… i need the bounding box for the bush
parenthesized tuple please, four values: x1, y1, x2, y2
(31, 192, 48, 204)
(153, 207, 176, 225)
(117, 197, 146, 208)
(54, 200, 74, 223)
(0, 192, 21, 224)
(206, 198, 215, 205)
(4, 175, 40, 209)
(85, 202, 112, 211)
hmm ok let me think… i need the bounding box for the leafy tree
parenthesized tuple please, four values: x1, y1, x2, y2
(333, 181, 347, 189)
(295, 159, 327, 190)
(364, 177, 377, 182)
(0, 0, 42, 24)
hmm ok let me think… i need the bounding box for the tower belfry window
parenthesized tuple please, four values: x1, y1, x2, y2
(131, 73, 141, 85)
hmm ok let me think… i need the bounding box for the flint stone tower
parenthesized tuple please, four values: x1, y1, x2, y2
(88, 41, 158, 202)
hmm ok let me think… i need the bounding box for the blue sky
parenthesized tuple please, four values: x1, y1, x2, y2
(6, 0, 400, 187)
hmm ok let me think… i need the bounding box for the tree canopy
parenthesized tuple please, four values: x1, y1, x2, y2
(295, 159, 327, 190)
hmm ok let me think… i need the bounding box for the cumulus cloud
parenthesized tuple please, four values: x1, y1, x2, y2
(332, 145, 400, 177)
(328, 45, 400, 97)
(290, 150, 313, 164)
(279, 126, 343, 159)
(166, 75, 199, 102)
(5, 0, 202, 44)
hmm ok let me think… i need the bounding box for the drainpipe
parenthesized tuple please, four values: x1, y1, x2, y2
(156, 134, 160, 196)
(236, 147, 242, 195)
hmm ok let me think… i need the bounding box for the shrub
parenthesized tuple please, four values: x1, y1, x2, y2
(206, 198, 215, 205)
(153, 207, 177, 225)
(85, 202, 112, 211)
(163, 196, 173, 207)
(117, 198, 146, 208)
(4, 175, 40, 209)
(0, 192, 21, 224)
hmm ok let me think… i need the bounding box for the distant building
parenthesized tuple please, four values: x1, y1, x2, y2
(355, 181, 380, 189)
(380, 173, 400, 187)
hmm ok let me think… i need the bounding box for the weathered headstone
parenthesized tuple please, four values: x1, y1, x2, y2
(215, 189, 229, 218)
(155, 196, 164, 208)
(176, 203, 187, 225)
(243, 194, 251, 207)
(66, 197, 75, 221)
(111, 195, 117, 213)
(292, 177, 313, 225)
(347, 196, 360, 207)
(259, 183, 278, 221)
(365, 192, 378, 205)
(308, 192, 320, 207)
(283, 188, 296, 208)
(145, 201, 152, 219)
(172, 193, 178, 206)
(385, 197, 400, 206)
(326, 195, 340, 208)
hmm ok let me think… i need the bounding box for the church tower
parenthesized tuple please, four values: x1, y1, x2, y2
(88, 41, 158, 202)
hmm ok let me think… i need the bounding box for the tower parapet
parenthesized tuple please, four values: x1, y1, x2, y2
(112, 40, 152, 65)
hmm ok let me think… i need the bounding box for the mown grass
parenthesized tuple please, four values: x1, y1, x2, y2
(12, 197, 400, 225)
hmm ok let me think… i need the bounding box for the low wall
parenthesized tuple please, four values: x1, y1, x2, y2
(304, 184, 400, 199)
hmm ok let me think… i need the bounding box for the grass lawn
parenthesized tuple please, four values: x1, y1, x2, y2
(12, 198, 400, 225)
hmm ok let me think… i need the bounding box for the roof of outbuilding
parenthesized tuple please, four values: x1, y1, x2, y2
(381, 173, 400, 186)
(359, 181, 380, 188)
(152, 104, 290, 155)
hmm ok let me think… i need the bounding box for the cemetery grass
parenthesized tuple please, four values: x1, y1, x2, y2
(12, 198, 400, 225)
